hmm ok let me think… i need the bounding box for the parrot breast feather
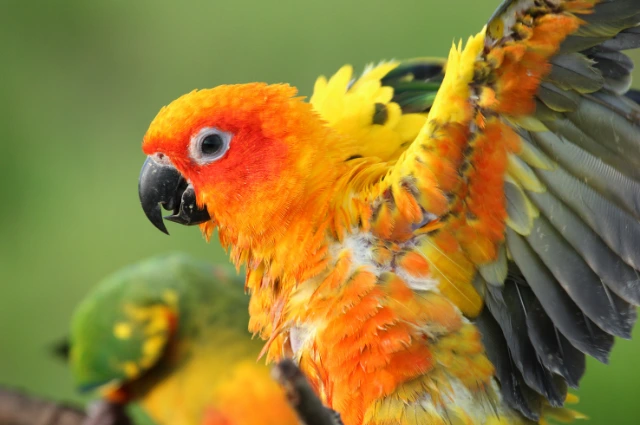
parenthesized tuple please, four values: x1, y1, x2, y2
(355, 0, 640, 420)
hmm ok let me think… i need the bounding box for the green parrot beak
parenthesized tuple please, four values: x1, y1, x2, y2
(138, 156, 211, 235)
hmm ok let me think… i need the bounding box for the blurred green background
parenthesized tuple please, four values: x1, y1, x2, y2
(1, 1, 639, 424)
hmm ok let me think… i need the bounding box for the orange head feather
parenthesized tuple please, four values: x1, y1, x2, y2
(142, 83, 348, 272)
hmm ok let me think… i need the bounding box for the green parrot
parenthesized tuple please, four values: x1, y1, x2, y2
(67, 253, 299, 425)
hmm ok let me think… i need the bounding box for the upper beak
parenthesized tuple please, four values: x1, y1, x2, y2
(138, 156, 211, 234)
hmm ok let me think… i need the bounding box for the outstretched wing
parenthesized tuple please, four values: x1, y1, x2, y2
(363, 0, 640, 419)
(310, 59, 444, 162)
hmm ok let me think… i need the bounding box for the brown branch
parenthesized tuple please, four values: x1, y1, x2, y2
(272, 359, 343, 425)
(0, 387, 84, 425)
(0, 388, 132, 425)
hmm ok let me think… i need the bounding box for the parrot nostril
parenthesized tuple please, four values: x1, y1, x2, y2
(152, 152, 173, 166)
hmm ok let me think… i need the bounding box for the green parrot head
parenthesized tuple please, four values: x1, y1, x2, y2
(69, 252, 247, 398)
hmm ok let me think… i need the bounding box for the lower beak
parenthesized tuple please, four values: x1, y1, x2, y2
(138, 156, 211, 235)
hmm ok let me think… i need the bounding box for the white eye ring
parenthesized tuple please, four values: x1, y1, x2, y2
(189, 127, 232, 165)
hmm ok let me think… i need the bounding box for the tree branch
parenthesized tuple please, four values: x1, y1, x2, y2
(0, 388, 132, 425)
(0, 387, 85, 425)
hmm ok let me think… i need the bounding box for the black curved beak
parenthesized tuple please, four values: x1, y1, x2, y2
(138, 156, 211, 235)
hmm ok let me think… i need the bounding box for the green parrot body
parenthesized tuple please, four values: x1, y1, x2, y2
(69, 253, 298, 425)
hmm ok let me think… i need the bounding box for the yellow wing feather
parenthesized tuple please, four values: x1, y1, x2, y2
(310, 62, 430, 162)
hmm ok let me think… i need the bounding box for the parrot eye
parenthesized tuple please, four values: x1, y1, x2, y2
(189, 127, 232, 164)
(202, 134, 224, 155)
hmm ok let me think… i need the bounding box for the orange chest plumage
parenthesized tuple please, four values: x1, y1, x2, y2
(248, 227, 500, 425)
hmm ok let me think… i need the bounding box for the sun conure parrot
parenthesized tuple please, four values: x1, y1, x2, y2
(136, 1, 640, 424)
(68, 253, 299, 425)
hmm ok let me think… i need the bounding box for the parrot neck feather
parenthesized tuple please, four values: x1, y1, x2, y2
(204, 127, 387, 286)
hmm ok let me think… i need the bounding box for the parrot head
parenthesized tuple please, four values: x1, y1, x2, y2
(139, 83, 344, 247)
